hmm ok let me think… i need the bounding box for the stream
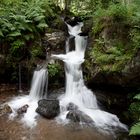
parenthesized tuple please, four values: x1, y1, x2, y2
(0, 90, 126, 140)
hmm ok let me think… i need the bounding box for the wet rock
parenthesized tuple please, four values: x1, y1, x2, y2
(17, 104, 29, 114)
(64, 17, 82, 26)
(66, 110, 94, 124)
(0, 104, 12, 116)
(67, 110, 80, 122)
(36, 99, 60, 119)
(48, 88, 65, 99)
(66, 102, 78, 111)
(68, 35, 75, 52)
(42, 30, 65, 52)
(78, 32, 88, 36)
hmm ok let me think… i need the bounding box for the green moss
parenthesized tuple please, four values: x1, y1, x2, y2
(87, 2, 140, 74)
(130, 28, 140, 49)
(89, 38, 134, 72)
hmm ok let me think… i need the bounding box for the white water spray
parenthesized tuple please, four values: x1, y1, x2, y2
(52, 22, 127, 132)
(29, 68, 48, 99)
(8, 68, 48, 127)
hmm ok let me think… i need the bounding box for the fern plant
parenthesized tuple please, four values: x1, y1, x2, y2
(129, 93, 140, 135)
(130, 122, 140, 135)
(0, 0, 56, 61)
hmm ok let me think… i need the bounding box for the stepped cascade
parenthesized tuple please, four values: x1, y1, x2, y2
(7, 18, 127, 132)
(52, 19, 127, 132)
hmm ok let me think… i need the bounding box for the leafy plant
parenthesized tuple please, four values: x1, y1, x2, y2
(88, 1, 140, 73)
(130, 122, 140, 135)
(47, 63, 61, 77)
(129, 93, 140, 135)
(0, 0, 56, 61)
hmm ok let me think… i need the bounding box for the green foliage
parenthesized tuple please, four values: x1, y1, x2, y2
(129, 93, 140, 135)
(134, 94, 140, 100)
(31, 46, 43, 57)
(89, 38, 133, 72)
(107, 4, 128, 19)
(88, 1, 140, 73)
(47, 63, 61, 77)
(130, 29, 140, 49)
(130, 122, 140, 135)
(93, 3, 131, 34)
(0, 0, 58, 83)
(130, 101, 140, 112)
(69, 0, 115, 17)
(0, 0, 55, 61)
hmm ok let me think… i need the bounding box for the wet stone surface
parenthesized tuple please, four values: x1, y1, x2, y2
(36, 99, 60, 119)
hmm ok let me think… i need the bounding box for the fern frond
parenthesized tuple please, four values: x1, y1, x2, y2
(0, 30, 4, 37)
(8, 31, 21, 37)
(134, 94, 140, 100)
(130, 122, 140, 135)
(37, 23, 48, 29)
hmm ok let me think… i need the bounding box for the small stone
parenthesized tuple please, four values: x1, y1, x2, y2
(66, 102, 78, 111)
(66, 110, 94, 124)
(0, 104, 12, 116)
(17, 104, 29, 114)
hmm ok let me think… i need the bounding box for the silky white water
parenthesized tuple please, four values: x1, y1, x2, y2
(52, 22, 127, 132)
(8, 68, 48, 127)
(29, 68, 48, 99)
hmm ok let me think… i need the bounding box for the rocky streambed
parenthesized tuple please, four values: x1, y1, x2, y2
(0, 86, 132, 140)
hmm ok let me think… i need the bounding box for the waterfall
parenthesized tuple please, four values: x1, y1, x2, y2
(52, 21, 127, 132)
(29, 68, 48, 99)
(8, 67, 48, 127)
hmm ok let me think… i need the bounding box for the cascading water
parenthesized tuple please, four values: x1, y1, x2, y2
(52, 20, 127, 133)
(8, 68, 48, 127)
(29, 68, 48, 99)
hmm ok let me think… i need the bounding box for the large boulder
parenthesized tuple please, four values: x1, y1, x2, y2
(36, 99, 60, 119)
(66, 110, 94, 124)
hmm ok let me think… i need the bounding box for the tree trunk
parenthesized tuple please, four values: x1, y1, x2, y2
(64, 0, 71, 11)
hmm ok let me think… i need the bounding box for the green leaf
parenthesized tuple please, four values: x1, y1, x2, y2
(34, 15, 45, 21)
(0, 30, 4, 37)
(37, 23, 48, 29)
(11, 27, 16, 31)
(130, 122, 140, 135)
(134, 94, 140, 100)
(24, 25, 33, 32)
(8, 31, 21, 37)
(24, 34, 31, 41)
